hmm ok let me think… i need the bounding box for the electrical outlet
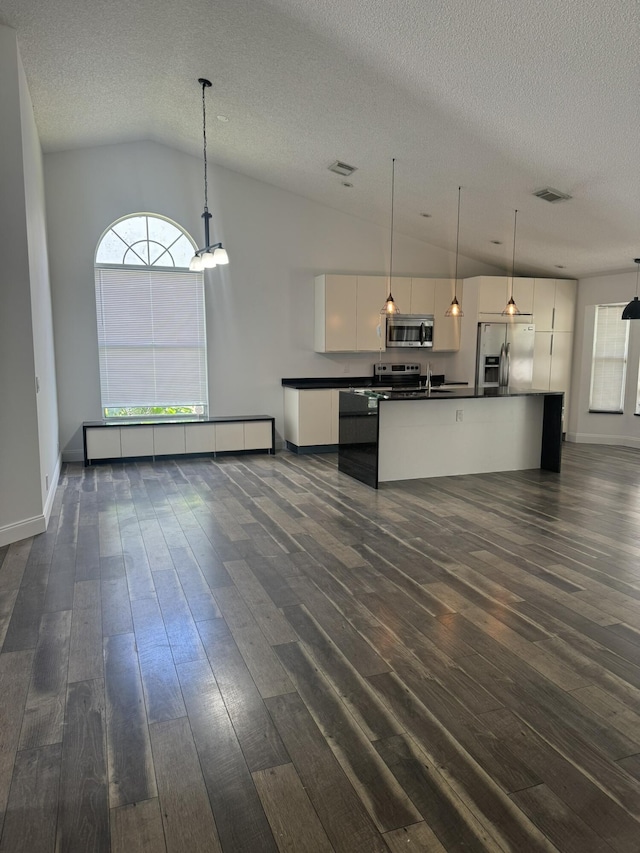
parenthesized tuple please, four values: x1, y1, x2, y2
(456, 409, 464, 422)
(343, 363, 350, 373)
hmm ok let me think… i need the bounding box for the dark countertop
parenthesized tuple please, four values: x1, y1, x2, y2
(343, 387, 563, 402)
(281, 375, 465, 389)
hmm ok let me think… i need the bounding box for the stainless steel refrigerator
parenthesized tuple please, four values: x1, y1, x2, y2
(476, 322, 535, 389)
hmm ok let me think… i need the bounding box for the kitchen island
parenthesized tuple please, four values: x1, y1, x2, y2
(338, 387, 563, 488)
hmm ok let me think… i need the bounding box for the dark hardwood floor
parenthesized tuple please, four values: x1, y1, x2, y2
(1, 443, 640, 851)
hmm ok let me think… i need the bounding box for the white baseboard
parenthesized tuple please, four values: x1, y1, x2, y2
(43, 453, 62, 525)
(569, 432, 640, 449)
(0, 514, 46, 548)
(0, 453, 62, 547)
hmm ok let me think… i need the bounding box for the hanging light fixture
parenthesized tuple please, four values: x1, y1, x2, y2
(445, 186, 464, 317)
(502, 208, 520, 316)
(622, 259, 640, 319)
(381, 158, 400, 315)
(189, 78, 229, 272)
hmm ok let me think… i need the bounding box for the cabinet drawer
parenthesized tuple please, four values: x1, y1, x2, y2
(215, 422, 245, 452)
(244, 421, 272, 450)
(185, 424, 216, 453)
(86, 428, 121, 460)
(120, 427, 154, 457)
(153, 425, 186, 455)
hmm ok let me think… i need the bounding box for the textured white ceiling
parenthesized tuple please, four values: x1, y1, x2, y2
(2, 0, 639, 277)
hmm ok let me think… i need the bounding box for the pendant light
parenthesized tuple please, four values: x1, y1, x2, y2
(445, 186, 464, 317)
(621, 259, 640, 319)
(502, 208, 520, 316)
(189, 78, 230, 272)
(381, 158, 400, 315)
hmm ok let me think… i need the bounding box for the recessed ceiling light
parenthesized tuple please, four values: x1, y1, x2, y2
(216, 115, 229, 123)
(342, 181, 353, 188)
(491, 240, 502, 245)
(420, 212, 432, 218)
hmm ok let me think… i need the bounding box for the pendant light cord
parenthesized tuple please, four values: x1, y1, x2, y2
(510, 209, 518, 298)
(454, 186, 461, 296)
(636, 259, 640, 297)
(389, 158, 395, 289)
(201, 81, 209, 212)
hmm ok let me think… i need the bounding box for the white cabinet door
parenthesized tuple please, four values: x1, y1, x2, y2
(153, 425, 186, 456)
(356, 276, 387, 351)
(298, 389, 334, 445)
(283, 388, 301, 445)
(432, 279, 461, 351)
(549, 332, 573, 392)
(553, 280, 577, 332)
(315, 275, 357, 352)
(121, 427, 154, 457)
(533, 279, 556, 331)
(244, 421, 272, 450)
(389, 276, 412, 316)
(478, 277, 509, 314)
(86, 428, 121, 460)
(215, 422, 245, 452)
(532, 332, 552, 390)
(330, 389, 341, 444)
(511, 277, 534, 315)
(409, 278, 436, 315)
(185, 424, 216, 453)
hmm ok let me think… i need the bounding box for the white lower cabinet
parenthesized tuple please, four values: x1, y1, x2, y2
(185, 423, 217, 453)
(214, 422, 246, 452)
(153, 425, 186, 456)
(84, 418, 274, 463)
(533, 331, 573, 428)
(244, 420, 273, 450)
(284, 387, 340, 449)
(86, 428, 121, 460)
(120, 427, 154, 457)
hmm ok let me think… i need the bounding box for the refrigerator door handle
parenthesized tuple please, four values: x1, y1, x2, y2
(499, 343, 506, 386)
(505, 342, 511, 386)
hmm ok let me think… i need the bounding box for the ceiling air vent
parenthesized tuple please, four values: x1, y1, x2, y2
(533, 187, 572, 203)
(328, 160, 357, 177)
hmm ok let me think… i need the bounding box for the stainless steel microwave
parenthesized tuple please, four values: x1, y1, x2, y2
(386, 315, 434, 348)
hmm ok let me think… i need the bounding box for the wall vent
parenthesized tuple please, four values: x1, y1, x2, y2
(533, 187, 572, 203)
(328, 161, 357, 177)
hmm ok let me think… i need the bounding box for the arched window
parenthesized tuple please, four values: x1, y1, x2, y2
(94, 214, 208, 418)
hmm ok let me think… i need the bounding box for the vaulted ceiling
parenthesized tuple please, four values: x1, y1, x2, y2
(2, 0, 638, 278)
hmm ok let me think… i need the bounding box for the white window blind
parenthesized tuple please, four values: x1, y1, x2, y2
(95, 267, 207, 411)
(589, 304, 629, 413)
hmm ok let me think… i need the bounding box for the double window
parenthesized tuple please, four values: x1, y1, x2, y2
(589, 304, 629, 413)
(94, 214, 208, 418)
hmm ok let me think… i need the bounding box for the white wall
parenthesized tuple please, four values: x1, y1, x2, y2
(0, 26, 48, 544)
(19, 51, 60, 519)
(568, 269, 640, 447)
(44, 139, 503, 459)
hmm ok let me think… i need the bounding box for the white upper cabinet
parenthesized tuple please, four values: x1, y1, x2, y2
(511, 278, 534, 315)
(409, 278, 436, 315)
(553, 280, 577, 332)
(477, 277, 510, 313)
(389, 276, 413, 315)
(315, 275, 357, 352)
(356, 276, 387, 351)
(533, 278, 577, 332)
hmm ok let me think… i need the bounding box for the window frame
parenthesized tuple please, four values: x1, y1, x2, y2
(588, 303, 629, 414)
(94, 213, 208, 421)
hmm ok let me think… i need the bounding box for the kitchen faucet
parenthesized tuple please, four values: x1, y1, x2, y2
(425, 362, 432, 392)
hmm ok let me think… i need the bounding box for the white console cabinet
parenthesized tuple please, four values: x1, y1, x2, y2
(83, 417, 275, 465)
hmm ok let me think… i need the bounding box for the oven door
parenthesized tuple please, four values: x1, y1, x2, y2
(386, 317, 433, 348)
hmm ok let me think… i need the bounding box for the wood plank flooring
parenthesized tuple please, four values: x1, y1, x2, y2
(1, 443, 640, 851)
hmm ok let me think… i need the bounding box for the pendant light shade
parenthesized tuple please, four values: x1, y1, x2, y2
(189, 78, 230, 272)
(381, 158, 400, 316)
(502, 208, 520, 316)
(622, 259, 640, 319)
(445, 186, 464, 317)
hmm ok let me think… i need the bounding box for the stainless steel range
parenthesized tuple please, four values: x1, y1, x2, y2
(373, 362, 422, 388)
